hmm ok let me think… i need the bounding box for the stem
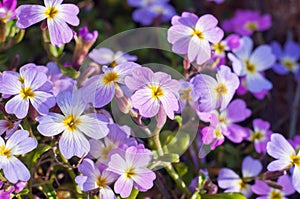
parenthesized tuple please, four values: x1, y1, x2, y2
(127, 188, 139, 199)
(289, 78, 300, 138)
(151, 126, 191, 197)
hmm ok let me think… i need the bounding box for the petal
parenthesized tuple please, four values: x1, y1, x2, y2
(159, 91, 179, 119)
(125, 67, 153, 91)
(99, 187, 116, 199)
(89, 48, 114, 65)
(267, 159, 291, 171)
(242, 156, 262, 178)
(250, 45, 276, 71)
(107, 154, 127, 174)
(3, 156, 30, 183)
(292, 166, 300, 193)
(59, 4, 80, 26)
(285, 40, 300, 59)
(253, 119, 270, 131)
(44, 0, 63, 7)
(266, 133, 295, 160)
(226, 99, 251, 122)
(132, 168, 156, 190)
(59, 130, 90, 159)
(94, 80, 115, 108)
(16, 5, 46, 28)
(233, 36, 253, 61)
(23, 69, 47, 90)
(0, 73, 21, 95)
(125, 146, 152, 168)
(196, 14, 218, 32)
(5, 95, 29, 119)
(78, 114, 109, 139)
(228, 53, 244, 76)
(167, 25, 193, 44)
(77, 158, 97, 176)
(56, 91, 85, 116)
(30, 91, 55, 115)
(246, 73, 272, 93)
(278, 174, 295, 195)
(114, 175, 133, 198)
(37, 113, 65, 136)
(171, 36, 191, 54)
(6, 130, 37, 155)
(203, 27, 224, 44)
(47, 18, 73, 46)
(273, 63, 289, 75)
(226, 124, 249, 143)
(251, 180, 270, 195)
(270, 41, 283, 58)
(218, 168, 240, 189)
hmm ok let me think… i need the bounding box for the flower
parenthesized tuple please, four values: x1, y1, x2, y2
(248, 118, 272, 153)
(168, 12, 224, 65)
(0, 65, 55, 119)
(75, 159, 117, 199)
(16, 0, 80, 46)
(0, 0, 17, 23)
(271, 40, 300, 76)
(37, 90, 109, 159)
(266, 133, 300, 193)
(89, 123, 137, 164)
(89, 48, 137, 67)
(218, 156, 262, 198)
(222, 9, 271, 36)
(107, 145, 156, 198)
(289, 135, 300, 153)
(252, 174, 295, 199)
(82, 62, 140, 108)
(236, 76, 269, 100)
(0, 120, 21, 139)
(191, 65, 239, 112)
(199, 99, 251, 149)
(125, 67, 180, 119)
(0, 130, 37, 183)
(228, 36, 276, 93)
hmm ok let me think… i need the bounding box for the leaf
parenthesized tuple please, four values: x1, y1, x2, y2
(39, 183, 58, 199)
(25, 144, 52, 169)
(201, 193, 246, 199)
(157, 153, 179, 163)
(191, 192, 201, 199)
(174, 162, 188, 177)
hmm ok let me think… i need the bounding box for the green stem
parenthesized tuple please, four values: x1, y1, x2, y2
(127, 188, 139, 199)
(151, 126, 191, 197)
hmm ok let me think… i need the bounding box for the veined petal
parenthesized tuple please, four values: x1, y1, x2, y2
(47, 18, 74, 46)
(242, 156, 262, 178)
(89, 48, 114, 65)
(3, 156, 30, 183)
(159, 90, 179, 119)
(167, 25, 193, 44)
(218, 168, 240, 189)
(6, 130, 37, 155)
(125, 67, 153, 91)
(37, 113, 65, 136)
(0, 72, 21, 95)
(195, 39, 211, 65)
(250, 45, 276, 71)
(78, 114, 109, 139)
(56, 91, 85, 116)
(59, 130, 90, 159)
(172, 36, 191, 54)
(44, 0, 63, 8)
(267, 159, 291, 171)
(30, 91, 55, 115)
(23, 69, 48, 91)
(228, 53, 244, 76)
(203, 27, 224, 44)
(107, 154, 127, 174)
(114, 175, 133, 198)
(292, 166, 300, 193)
(5, 95, 29, 119)
(233, 36, 253, 61)
(99, 188, 116, 199)
(94, 81, 115, 108)
(16, 5, 46, 28)
(58, 4, 80, 26)
(195, 14, 218, 32)
(132, 168, 156, 190)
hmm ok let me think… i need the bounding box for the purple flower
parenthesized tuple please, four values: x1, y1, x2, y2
(191, 65, 239, 112)
(178, 79, 199, 111)
(125, 67, 180, 119)
(248, 118, 272, 154)
(236, 76, 269, 100)
(266, 133, 300, 193)
(0, 130, 37, 183)
(132, 3, 176, 25)
(78, 26, 98, 43)
(228, 36, 276, 93)
(127, 0, 168, 7)
(0, 120, 21, 139)
(16, 0, 80, 46)
(0, 0, 16, 22)
(37, 90, 109, 159)
(107, 145, 156, 198)
(271, 40, 300, 76)
(218, 156, 262, 198)
(222, 9, 271, 36)
(252, 174, 295, 199)
(89, 124, 137, 164)
(89, 48, 137, 67)
(82, 62, 140, 108)
(168, 13, 224, 65)
(75, 159, 117, 198)
(0, 65, 55, 119)
(199, 99, 251, 149)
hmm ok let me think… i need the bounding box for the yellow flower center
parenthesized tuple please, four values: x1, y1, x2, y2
(109, 61, 118, 68)
(125, 167, 136, 179)
(102, 71, 119, 85)
(20, 87, 35, 99)
(269, 189, 283, 199)
(181, 87, 192, 102)
(245, 22, 258, 31)
(19, 76, 24, 84)
(250, 131, 264, 141)
(44, 7, 59, 19)
(63, 115, 81, 132)
(101, 144, 115, 161)
(149, 85, 164, 99)
(282, 60, 295, 70)
(245, 60, 256, 74)
(238, 180, 248, 191)
(214, 83, 228, 97)
(96, 176, 107, 188)
(219, 115, 227, 124)
(192, 29, 203, 40)
(213, 43, 225, 54)
(214, 127, 223, 139)
(290, 154, 300, 167)
(0, 145, 11, 158)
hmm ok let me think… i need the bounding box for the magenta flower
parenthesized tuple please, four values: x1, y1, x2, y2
(168, 12, 224, 65)
(0, 65, 55, 119)
(228, 36, 276, 93)
(248, 118, 272, 154)
(0, 130, 37, 183)
(37, 90, 109, 159)
(75, 159, 117, 199)
(252, 174, 295, 199)
(125, 67, 180, 119)
(266, 133, 300, 193)
(0, 0, 16, 22)
(222, 9, 271, 36)
(218, 156, 262, 198)
(191, 65, 239, 112)
(16, 0, 80, 46)
(107, 145, 156, 198)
